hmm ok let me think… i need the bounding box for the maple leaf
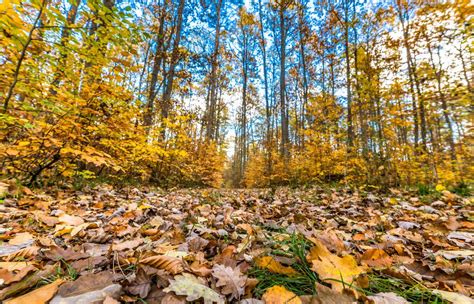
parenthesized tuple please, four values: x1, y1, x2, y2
(306, 239, 364, 291)
(261, 285, 302, 304)
(212, 264, 246, 300)
(163, 273, 224, 304)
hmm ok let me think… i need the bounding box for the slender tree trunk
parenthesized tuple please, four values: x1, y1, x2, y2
(206, 0, 223, 141)
(258, 0, 272, 174)
(161, 0, 185, 121)
(279, 4, 289, 162)
(145, 6, 166, 127)
(344, 0, 354, 150)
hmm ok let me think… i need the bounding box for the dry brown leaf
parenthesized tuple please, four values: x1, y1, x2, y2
(307, 239, 364, 291)
(0, 262, 33, 272)
(0, 265, 37, 285)
(58, 214, 84, 226)
(163, 273, 224, 304)
(212, 264, 246, 300)
(126, 268, 151, 298)
(43, 246, 89, 262)
(139, 255, 183, 274)
(360, 249, 393, 268)
(366, 292, 409, 304)
(261, 285, 302, 304)
(3, 246, 39, 262)
(111, 239, 143, 251)
(8, 233, 33, 246)
(103, 296, 120, 304)
(57, 271, 117, 297)
(4, 279, 63, 304)
(255, 256, 298, 276)
(0, 264, 57, 301)
(300, 283, 356, 304)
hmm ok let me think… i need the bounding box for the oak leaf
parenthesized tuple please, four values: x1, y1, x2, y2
(212, 264, 246, 300)
(163, 273, 224, 304)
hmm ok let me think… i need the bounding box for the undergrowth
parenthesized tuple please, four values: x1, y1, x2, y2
(363, 273, 448, 304)
(250, 233, 448, 303)
(248, 234, 317, 297)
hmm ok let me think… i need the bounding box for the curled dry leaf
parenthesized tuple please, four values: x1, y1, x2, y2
(261, 285, 302, 304)
(2, 246, 39, 262)
(139, 255, 183, 274)
(255, 256, 298, 276)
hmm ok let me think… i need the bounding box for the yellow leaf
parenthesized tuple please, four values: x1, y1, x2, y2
(262, 285, 302, 304)
(255, 256, 298, 276)
(4, 279, 63, 304)
(307, 240, 364, 291)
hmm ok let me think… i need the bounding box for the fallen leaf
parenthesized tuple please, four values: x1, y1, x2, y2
(261, 285, 302, 304)
(0, 265, 57, 301)
(57, 271, 116, 297)
(366, 292, 409, 304)
(4, 279, 63, 304)
(0, 265, 37, 285)
(255, 256, 298, 276)
(212, 264, 246, 300)
(58, 214, 84, 226)
(163, 273, 224, 304)
(50, 284, 122, 304)
(360, 249, 392, 268)
(307, 239, 364, 291)
(111, 239, 143, 251)
(432, 289, 474, 304)
(8, 233, 34, 246)
(139, 255, 183, 274)
(126, 268, 151, 298)
(300, 283, 356, 304)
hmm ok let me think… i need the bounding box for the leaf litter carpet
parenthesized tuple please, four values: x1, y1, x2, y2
(0, 184, 472, 303)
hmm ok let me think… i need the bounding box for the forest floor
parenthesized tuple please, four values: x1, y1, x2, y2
(0, 183, 472, 303)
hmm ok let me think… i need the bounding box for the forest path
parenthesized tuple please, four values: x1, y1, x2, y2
(0, 185, 472, 303)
